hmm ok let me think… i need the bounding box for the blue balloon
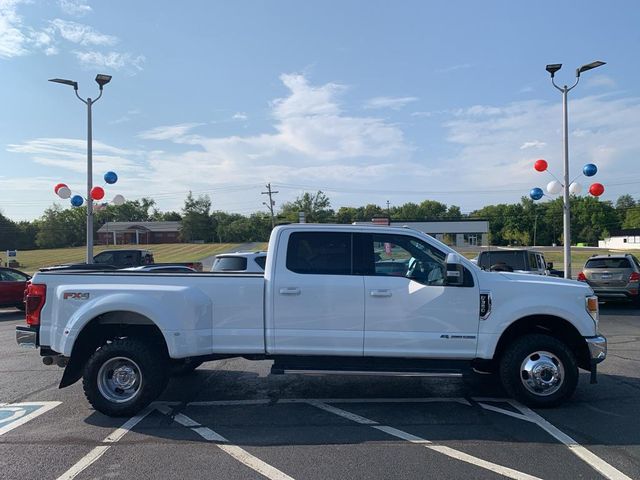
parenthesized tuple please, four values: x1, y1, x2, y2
(104, 171, 118, 184)
(530, 187, 544, 201)
(70, 195, 84, 207)
(583, 163, 597, 177)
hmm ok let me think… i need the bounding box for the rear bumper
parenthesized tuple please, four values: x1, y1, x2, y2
(592, 287, 638, 299)
(16, 326, 38, 349)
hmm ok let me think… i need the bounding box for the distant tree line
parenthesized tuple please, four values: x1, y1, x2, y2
(1, 191, 639, 250)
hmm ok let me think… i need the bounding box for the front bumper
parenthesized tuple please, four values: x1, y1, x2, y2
(586, 335, 607, 363)
(16, 326, 38, 349)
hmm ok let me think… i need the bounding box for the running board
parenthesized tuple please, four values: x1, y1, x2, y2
(278, 369, 463, 378)
(270, 356, 471, 378)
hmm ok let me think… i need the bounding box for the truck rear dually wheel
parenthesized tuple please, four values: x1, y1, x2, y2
(499, 334, 578, 408)
(83, 338, 169, 417)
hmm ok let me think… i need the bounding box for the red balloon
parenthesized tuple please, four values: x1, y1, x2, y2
(90, 186, 105, 200)
(54, 183, 67, 194)
(534, 159, 548, 172)
(589, 183, 605, 197)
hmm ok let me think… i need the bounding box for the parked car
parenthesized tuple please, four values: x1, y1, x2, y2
(0, 267, 30, 310)
(211, 251, 266, 273)
(43, 249, 203, 272)
(578, 254, 640, 303)
(121, 265, 197, 273)
(476, 249, 553, 275)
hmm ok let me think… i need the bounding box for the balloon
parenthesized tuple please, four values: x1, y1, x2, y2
(589, 183, 605, 197)
(530, 187, 544, 200)
(546, 180, 562, 195)
(112, 194, 125, 206)
(104, 171, 118, 184)
(70, 195, 84, 207)
(534, 159, 548, 172)
(90, 186, 105, 200)
(569, 182, 582, 195)
(54, 183, 68, 195)
(583, 163, 598, 177)
(57, 186, 71, 199)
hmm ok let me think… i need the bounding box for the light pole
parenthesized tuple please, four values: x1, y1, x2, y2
(545, 61, 605, 278)
(49, 74, 112, 263)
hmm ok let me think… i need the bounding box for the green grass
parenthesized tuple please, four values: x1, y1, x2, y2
(10, 243, 266, 275)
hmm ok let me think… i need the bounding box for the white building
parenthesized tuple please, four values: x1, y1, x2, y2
(359, 218, 489, 247)
(598, 229, 640, 250)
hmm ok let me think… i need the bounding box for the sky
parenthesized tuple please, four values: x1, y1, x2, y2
(1, 0, 640, 221)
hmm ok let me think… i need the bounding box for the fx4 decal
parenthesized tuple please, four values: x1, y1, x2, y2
(63, 292, 90, 300)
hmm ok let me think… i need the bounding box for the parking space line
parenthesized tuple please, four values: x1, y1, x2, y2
(308, 401, 542, 480)
(476, 402, 533, 423)
(509, 401, 632, 480)
(156, 405, 296, 480)
(56, 406, 154, 480)
(0, 401, 61, 437)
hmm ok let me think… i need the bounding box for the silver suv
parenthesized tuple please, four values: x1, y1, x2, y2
(578, 254, 640, 303)
(211, 251, 266, 273)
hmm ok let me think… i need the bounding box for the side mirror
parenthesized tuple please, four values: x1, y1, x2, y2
(546, 262, 554, 270)
(445, 253, 464, 287)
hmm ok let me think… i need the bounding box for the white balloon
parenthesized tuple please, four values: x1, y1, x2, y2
(569, 182, 582, 195)
(546, 180, 562, 195)
(57, 186, 71, 199)
(112, 194, 125, 206)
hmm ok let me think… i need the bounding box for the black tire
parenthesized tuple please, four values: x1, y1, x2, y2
(499, 334, 578, 408)
(170, 359, 203, 377)
(83, 338, 169, 417)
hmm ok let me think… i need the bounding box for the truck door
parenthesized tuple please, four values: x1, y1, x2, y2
(270, 231, 365, 356)
(359, 233, 479, 359)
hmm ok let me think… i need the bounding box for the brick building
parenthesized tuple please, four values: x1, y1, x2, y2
(97, 221, 181, 245)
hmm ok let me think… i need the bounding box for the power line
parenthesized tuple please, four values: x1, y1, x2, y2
(261, 183, 279, 229)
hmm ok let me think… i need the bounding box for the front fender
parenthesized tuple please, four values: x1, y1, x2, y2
(52, 284, 213, 358)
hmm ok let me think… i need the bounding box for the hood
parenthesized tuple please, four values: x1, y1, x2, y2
(490, 271, 592, 290)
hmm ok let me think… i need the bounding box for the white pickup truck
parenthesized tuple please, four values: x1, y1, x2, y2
(16, 224, 606, 416)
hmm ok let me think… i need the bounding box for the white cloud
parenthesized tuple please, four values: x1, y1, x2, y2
(74, 50, 145, 71)
(50, 19, 117, 46)
(585, 74, 616, 89)
(232, 112, 248, 121)
(364, 96, 418, 110)
(58, 0, 92, 17)
(0, 0, 28, 58)
(520, 141, 546, 150)
(138, 123, 204, 141)
(436, 63, 472, 74)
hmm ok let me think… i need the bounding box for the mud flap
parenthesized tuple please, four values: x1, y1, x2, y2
(59, 341, 98, 388)
(590, 360, 598, 384)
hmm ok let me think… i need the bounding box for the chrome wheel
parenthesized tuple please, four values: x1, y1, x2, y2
(97, 356, 142, 403)
(520, 350, 564, 396)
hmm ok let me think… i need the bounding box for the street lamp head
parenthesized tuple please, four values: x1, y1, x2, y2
(49, 78, 78, 90)
(576, 60, 606, 77)
(95, 74, 112, 89)
(545, 64, 562, 78)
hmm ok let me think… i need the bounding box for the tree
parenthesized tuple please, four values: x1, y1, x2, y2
(279, 191, 334, 223)
(35, 204, 86, 248)
(623, 206, 640, 229)
(181, 192, 214, 242)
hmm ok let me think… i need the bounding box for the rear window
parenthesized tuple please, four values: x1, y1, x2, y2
(213, 257, 248, 271)
(585, 258, 632, 269)
(478, 251, 526, 270)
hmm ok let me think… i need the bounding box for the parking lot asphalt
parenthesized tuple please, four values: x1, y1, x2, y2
(1, 303, 639, 480)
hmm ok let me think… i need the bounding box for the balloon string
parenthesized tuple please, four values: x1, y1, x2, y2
(545, 170, 563, 185)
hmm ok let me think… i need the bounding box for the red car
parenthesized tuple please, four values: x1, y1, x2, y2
(0, 267, 30, 310)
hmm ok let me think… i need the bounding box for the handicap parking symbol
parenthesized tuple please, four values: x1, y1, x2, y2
(0, 402, 61, 437)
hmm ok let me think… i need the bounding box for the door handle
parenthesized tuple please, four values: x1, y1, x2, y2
(370, 289, 392, 297)
(279, 287, 301, 295)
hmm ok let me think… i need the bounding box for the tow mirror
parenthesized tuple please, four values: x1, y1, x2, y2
(445, 253, 464, 287)
(546, 262, 554, 270)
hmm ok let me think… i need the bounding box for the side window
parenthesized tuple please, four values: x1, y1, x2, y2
(370, 233, 446, 286)
(94, 252, 114, 264)
(528, 253, 538, 271)
(254, 256, 267, 270)
(286, 232, 351, 275)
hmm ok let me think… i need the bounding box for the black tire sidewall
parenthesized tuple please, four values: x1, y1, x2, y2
(500, 334, 578, 408)
(83, 338, 169, 417)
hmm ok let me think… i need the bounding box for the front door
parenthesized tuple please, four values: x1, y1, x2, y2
(361, 233, 479, 358)
(271, 231, 365, 356)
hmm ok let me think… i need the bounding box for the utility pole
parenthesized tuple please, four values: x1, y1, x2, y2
(262, 183, 279, 229)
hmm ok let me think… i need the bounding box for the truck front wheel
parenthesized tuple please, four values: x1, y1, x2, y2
(83, 338, 169, 417)
(499, 334, 578, 408)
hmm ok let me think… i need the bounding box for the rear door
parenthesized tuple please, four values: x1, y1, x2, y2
(360, 232, 479, 358)
(271, 231, 365, 355)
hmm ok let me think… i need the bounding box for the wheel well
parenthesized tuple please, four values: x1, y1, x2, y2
(59, 311, 168, 389)
(493, 315, 591, 371)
